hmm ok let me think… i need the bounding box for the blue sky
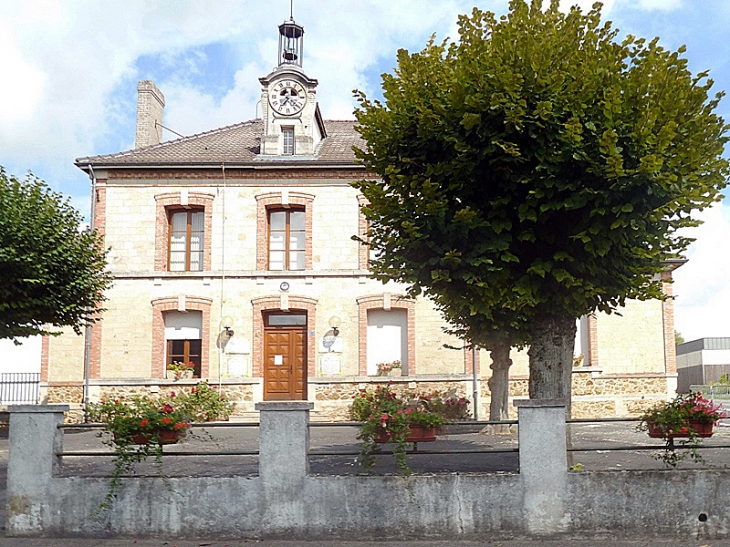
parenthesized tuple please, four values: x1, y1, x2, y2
(1, 0, 729, 341)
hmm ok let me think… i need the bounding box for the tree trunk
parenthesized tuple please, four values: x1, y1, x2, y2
(488, 342, 512, 422)
(527, 314, 576, 417)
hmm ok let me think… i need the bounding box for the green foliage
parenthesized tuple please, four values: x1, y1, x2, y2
(638, 392, 727, 431)
(0, 167, 112, 341)
(637, 392, 727, 467)
(85, 384, 232, 511)
(675, 331, 685, 346)
(85, 395, 192, 511)
(172, 381, 235, 422)
(416, 389, 472, 420)
(352, 1, 729, 353)
(352, 384, 446, 475)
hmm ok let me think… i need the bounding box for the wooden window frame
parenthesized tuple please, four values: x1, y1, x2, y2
(166, 339, 202, 378)
(267, 207, 306, 271)
(168, 208, 204, 272)
(154, 192, 214, 272)
(255, 192, 314, 271)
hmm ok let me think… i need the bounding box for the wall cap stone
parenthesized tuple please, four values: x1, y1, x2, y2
(7, 404, 70, 414)
(256, 401, 314, 411)
(514, 399, 567, 408)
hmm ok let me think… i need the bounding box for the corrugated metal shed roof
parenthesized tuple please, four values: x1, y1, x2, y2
(677, 338, 730, 355)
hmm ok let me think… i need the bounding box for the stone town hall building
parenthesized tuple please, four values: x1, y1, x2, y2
(43, 19, 680, 421)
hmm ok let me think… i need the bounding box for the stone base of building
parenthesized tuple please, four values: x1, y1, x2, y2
(43, 369, 672, 423)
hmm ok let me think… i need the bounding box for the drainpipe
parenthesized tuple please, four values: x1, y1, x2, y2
(218, 163, 226, 389)
(82, 164, 97, 419)
(472, 346, 479, 421)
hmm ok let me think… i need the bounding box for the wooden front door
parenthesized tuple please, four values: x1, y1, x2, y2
(263, 312, 307, 400)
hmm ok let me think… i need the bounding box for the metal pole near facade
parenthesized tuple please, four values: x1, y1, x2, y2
(473, 346, 479, 421)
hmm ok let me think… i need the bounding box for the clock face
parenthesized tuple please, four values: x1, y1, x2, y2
(270, 80, 307, 116)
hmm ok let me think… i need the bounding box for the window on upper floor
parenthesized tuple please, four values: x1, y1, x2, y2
(282, 127, 295, 155)
(168, 209, 204, 271)
(268, 208, 306, 271)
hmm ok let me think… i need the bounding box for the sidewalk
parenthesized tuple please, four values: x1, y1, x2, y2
(0, 539, 727, 546)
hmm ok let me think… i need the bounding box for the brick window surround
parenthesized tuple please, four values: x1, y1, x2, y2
(661, 270, 678, 375)
(155, 192, 214, 272)
(256, 192, 314, 270)
(356, 294, 416, 376)
(251, 295, 318, 379)
(356, 194, 370, 270)
(151, 296, 212, 379)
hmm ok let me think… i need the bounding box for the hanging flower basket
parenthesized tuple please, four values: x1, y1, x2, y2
(647, 421, 714, 439)
(375, 424, 437, 444)
(116, 428, 185, 445)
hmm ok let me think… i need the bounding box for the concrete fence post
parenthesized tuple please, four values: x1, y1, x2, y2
(255, 401, 313, 489)
(515, 399, 569, 535)
(6, 404, 69, 534)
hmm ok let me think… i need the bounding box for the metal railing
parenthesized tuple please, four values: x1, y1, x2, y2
(690, 385, 730, 399)
(56, 417, 730, 462)
(0, 372, 40, 405)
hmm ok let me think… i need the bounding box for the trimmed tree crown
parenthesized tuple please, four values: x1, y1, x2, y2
(353, 0, 729, 333)
(0, 167, 112, 341)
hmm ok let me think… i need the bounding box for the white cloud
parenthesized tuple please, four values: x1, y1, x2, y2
(0, 21, 46, 123)
(673, 202, 730, 341)
(636, 0, 682, 10)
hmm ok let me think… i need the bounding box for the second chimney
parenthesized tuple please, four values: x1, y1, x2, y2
(135, 80, 165, 149)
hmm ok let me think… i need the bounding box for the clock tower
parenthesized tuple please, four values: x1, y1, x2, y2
(259, 17, 325, 157)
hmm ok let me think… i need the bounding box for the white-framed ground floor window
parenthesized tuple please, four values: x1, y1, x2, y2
(366, 308, 408, 375)
(164, 310, 203, 378)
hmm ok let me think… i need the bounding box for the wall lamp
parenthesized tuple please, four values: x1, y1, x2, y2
(328, 316, 341, 337)
(221, 316, 235, 337)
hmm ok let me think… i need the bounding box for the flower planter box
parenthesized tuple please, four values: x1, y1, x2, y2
(375, 425, 437, 444)
(168, 370, 194, 380)
(647, 421, 714, 439)
(115, 429, 185, 445)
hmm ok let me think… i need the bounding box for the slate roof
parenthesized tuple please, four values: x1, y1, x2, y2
(75, 119, 363, 168)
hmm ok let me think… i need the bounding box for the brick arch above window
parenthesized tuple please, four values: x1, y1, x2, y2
(255, 192, 314, 270)
(251, 295, 318, 379)
(356, 294, 416, 376)
(151, 296, 212, 379)
(154, 192, 214, 271)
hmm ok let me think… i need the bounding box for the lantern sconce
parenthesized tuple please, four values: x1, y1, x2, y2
(221, 316, 235, 337)
(328, 315, 341, 337)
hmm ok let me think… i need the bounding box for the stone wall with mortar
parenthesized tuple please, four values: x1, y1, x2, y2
(8, 404, 730, 540)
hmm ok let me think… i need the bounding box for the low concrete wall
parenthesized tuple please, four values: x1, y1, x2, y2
(6, 401, 730, 540)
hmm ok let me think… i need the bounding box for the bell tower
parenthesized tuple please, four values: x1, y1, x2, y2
(259, 15, 325, 157)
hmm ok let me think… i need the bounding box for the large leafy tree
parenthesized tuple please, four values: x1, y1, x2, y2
(0, 167, 112, 341)
(353, 0, 729, 408)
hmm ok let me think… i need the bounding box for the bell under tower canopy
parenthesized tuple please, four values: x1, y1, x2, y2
(278, 19, 304, 67)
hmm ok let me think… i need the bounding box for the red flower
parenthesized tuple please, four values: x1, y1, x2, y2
(162, 404, 174, 414)
(161, 417, 172, 425)
(140, 418, 149, 428)
(173, 422, 184, 430)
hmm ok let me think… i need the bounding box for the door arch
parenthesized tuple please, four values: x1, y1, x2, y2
(262, 311, 307, 400)
(252, 295, 317, 401)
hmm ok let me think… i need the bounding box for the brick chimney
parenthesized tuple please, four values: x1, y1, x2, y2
(135, 81, 165, 149)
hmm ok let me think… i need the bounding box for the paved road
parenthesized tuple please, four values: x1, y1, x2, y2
(2, 421, 730, 544)
(0, 539, 727, 546)
(48, 420, 730, 477)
